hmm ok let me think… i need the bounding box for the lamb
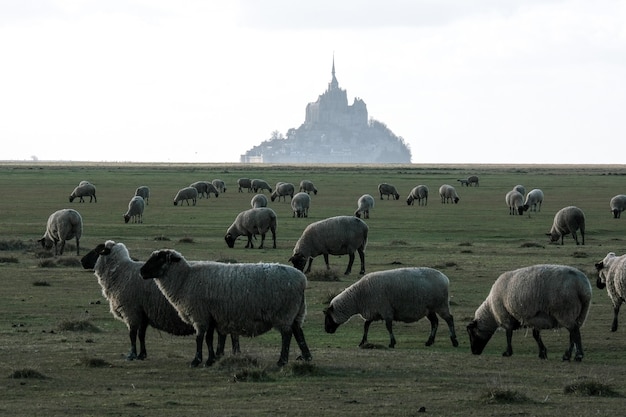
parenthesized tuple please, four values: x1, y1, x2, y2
(378, 183, 400, 200)
(69, 181, 97, 203)
(38, 208, 82, 255)
(211, 179, 226, 193)
(546, 206, 585, 245)
(237, 178, 253, 193)
(224, 207, 277, 249)
(467, 264, 591, 361)
(299, 180, 318, 195)
(610, 194, 626, 218)
(355, 194, 375, 219)
(505, 190, 525, 215)
(594, 252, 626, 331)
(458, 176, 479, 187)
(251, 194, 268, 208)
(324, 267, 459, 349)
(406, 185, 429, 206)
(252, 179, 273, 193)
(190, 181, 219, 198)
(123, 195, 145, 224)
(271, 182, 295, 202)
(139, 249, 312, 367)
(523, 188, 544, 212)
(289, 215, 368, 275)
(291, 192, 310, 218)
(439, 184, 460, 204)
(173, 186, 198, 206)
(134, 186, 150, 205)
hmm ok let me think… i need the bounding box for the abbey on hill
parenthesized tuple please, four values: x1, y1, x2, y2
(240, 59, 412, 164)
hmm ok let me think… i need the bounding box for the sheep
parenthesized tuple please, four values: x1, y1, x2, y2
(546, 206, 585, 245)
(458, 175, 479, 187)
(610, 194, 626, 218)
(291, 192, 310, 218)
(467, 264, 591, 361)
(594, 252, 626, 332)
(324, 267, 459, 349)
(505, 190, 525, 215)
(211, 179, 226, 193)
(123, 195, 145, 224)
(523, 188, 544, 212)
(355, 194, 375, 219)
(299, 180, 318, 195)
(513, 184, 526, 196)
(69, 181, 97, 203)
(289, 215, 368, 275)
(190, 181, 219, 198)
(224, 207, 277, 249)
(406, 185, 429, 206)
(251, 194, 268, 208)
(251, 179, 273, 193)
(271, 182, 295, 202)
(378, 183, 400, 200)
(134, 186, 150, 205)
(439, 184, 460, 204)
(173, 186, 198, 206)
(237, 178, 253, 193)
(139, 249, 313, 367)
(38, 208, 82, 255)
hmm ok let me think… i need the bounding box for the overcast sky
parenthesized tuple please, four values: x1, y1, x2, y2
(1, 0, 625, 164)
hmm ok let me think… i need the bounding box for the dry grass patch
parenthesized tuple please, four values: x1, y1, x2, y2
(564, 377, 622, 397)
(9, 368, 49, 379)
(58, 319, 101, 333)
(307, 268, 341, 282)
(77, 357, 112, 368)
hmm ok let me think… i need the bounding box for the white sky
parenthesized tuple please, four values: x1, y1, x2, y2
(1, 0, 625, 164)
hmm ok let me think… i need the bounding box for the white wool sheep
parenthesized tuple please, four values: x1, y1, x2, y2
(224, 207, 277, 249)
(547, 206, 585, 245)
(190, 181, 219, 198)
(378, 183, 400, 200)
(289, 215, 368, 275)
(595, 252, 626, 331)
(513, 184, 526, 196)
(505, 190, 525, 215)
(69, 181, 97, 203)
(299, 180, 318, 195)
(467, 264, 592, 361)
(38, 208, 82, 255)
(439, 184, 460, 204)
(211, 179, 226, 193)
(406, 185, 429, 206)
(291, 192, 311, 218)
(523, 188, 544, 212)
(237, 178, 253, 193)
(271, 182, 295, 202)
(355, 194, 375, 219)
(173, 186, 198, 206)
(123, 195, 145, 224)
(325, 267, 459, 349)
(139, 249, 312, 367)
(250, 194, 268, 208)
(610, 194, 626, 219)
(251, 179, 272, 193)
(134, 186, 150, 205)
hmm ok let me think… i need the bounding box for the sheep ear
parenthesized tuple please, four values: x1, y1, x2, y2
(594, 262, 604, 271)
(166, 251, 182, 263)
(467, 320, 477, 330)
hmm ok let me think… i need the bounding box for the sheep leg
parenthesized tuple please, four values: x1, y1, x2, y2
(572, 231, 579, 245)
(611, 302, 621, 332)
(190, 330, 204, 367)
(532, 329, 548, 359)
(136, 321, 148, 360)
(127, 327, 139, 360)
(304, 258, 313, 273)
(291, 322, 312, 361)
(231, 334, 241, 355)
(245, 234, 254, 249)
(359, 320, 373, 347)
(385, 319, 397, 348)
(277, 329, 294, 367)
(357, 247, 365, 275)
(344, 253, 354, 275)
(258, 232, 265, 249)
(563, 326, 584, 362)
(75, 237, 80, 256)
(440, 312, 459, 347)
(58, 241, 65, 256)
(270, 227, 276, 248)
(502, 328, 514, 357)
(215, 332, 227, 358)
(425, 312, 439, 346)
(323, 254, 332, 271)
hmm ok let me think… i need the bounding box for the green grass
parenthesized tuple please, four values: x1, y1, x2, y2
(1, 162, 626, 416)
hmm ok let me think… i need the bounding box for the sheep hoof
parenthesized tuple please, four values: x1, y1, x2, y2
(126, 352, 138, 361)
(296, 354, 312, 362)
(425, 338, 434, 347)
(190, 358, 202, 368)
(451, 337, 459, 347)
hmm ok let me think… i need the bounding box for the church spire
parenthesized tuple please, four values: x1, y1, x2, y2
(329, 54, 339, 91)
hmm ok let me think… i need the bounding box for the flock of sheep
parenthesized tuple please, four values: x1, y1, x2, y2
(36, 176, 626, 367)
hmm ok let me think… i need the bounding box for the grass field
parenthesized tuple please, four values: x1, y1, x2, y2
(1, 162, 626, 416)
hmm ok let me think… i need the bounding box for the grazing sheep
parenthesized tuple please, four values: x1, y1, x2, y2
(406, 185, 429, 206)
(523, 188, 544, 212)
(251, 179, 273, 193)
(224, 207, 277, 249)
(69, 181, 97, 203)
(271, 182, 295, 202)
(38, 208, 82, 255)
(289, 215, 368, 275)
(355, 194, 375, 219)
(291, 192, 311, 218)
(190, 181, 219, 198)
(610, 194, 626, 219)
(467, 264, 591, 361)
(513, 184, 526, 196)
(123, 195, 145, 224)
(378, 183, 400, 200)
(173, 186, 198, 206)
(211, 179, 226, 193)
(299, 180, 318, 195)
(139, 249, 312, 367)
(595, 252, 626, 331)
(546, 206, 585, 245)
(134, 186, 150, 205)
(251, 194, 268, 208)
(237, 178, 253, 193)
(325, 267, 459, 349)
(458, 176, 479, 187)
(505, 190, 525, 215)
(439, 184, 460, 204)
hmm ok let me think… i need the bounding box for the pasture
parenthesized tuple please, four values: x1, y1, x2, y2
(1, 162, 626, 416)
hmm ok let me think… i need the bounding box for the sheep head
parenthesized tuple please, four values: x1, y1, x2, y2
(323, 306, 340, 334)
(466, 320, 492, 355)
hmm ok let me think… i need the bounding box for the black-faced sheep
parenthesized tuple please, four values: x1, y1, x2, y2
(134, 186, 150, 205)
(299, 180, 318, 195)
(190, 181, 219, 198)
(173, 186, 198, 206)
(139, 249, 312, 367)
(546, 206, 585, 245)
(467, 264, 591, 361)
(251, 194, 268, 208)
(38, 208, 82, 255)
(595, 252, 626, 332)
(523, 188, 544, 212)
(406, 185, 429, 206)
(69, 181, 97, 203)
(610, 194, 626, 219)
(325, 267, 459, 349)
(289, 215, 368, 275)
(211, 179, 226, 193)
(355, 194, 375, 219)
(251, 179, 272, 193)
(378, 183, 400, 200)
(123, 196, 145, 224)
(271, 182, 295, 202)
(237, 178, 253, 193)
(224, 207, 277, 249)
(439, 184, 460, 204)
(291, 192, 310, 218)
(505, 190, 525, 215)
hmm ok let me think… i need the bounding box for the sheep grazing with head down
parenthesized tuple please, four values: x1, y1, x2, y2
(547, 206, 585, 245)
(610, 194, 626, 219)
(251, 194, 268, 208)
(271, 182, 295, 202)
(378, 183, 400, 200)
(406, 185, 429, 206)
(523, 188, 544, 212)
(190, 181, 219, 198)
(505, 190, 525, 215)
(439, 184, 460, 204)
(325, 267, 459, 349)
(299, 180, 318, 195)
(211, 179, 226, 193)
(123, 196, 145, 224)
(251, 179, 272, 193)
(173, 186, 198, 206)
(595, 252, 626, 332)
(69, 181, 97, 203)
(224, 207, 277, 249)
(39, 209, 83, 255)
(134, 186, 150, 205)
(237, 178, 253, 193)
(291, 192, 310, 218)
(355, 194, 375, 219)
(467, 264, 591, 361)
(139, 249, 312, 367)
(289, 215, 368, 275)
